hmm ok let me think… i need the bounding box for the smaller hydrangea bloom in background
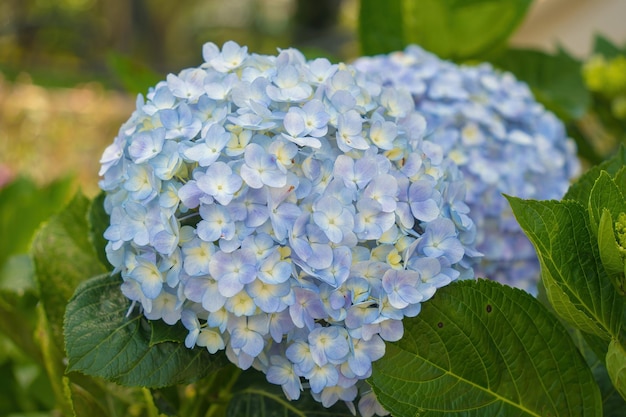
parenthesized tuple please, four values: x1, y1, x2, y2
(354, 46, 580, 293)
(99, 41, 479, 414)
(583, 54, 626, 119)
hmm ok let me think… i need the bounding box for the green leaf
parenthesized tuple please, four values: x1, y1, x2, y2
(612, 166, 626, 195)
(403, 0, 532, 61)
(593, 34, 623, 59)
(598, 210, 626, 296)
(0, 176, 74, 268)
(507, 197, 624, 340)
(565, 145, 626, 203)
(358, 0, 532, 60)
(369, 279, 601, 416)
(31, 192, 107, 351)
(494, 48, 590, 121)
(588, 171, 626, 235)
(606, 339, 626, 402)
(358, 0, 405, 55)
(149, 320, 189, 346)
(64, 274, 226, 388)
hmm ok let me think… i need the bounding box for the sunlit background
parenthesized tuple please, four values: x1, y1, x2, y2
(1, 0, 625, 196)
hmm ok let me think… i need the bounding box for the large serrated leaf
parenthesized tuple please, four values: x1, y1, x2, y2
(64, 274, 226, 388)
(565, 145, 626, 204)
(508, 197, 623, 340)
(588, 171, 626, 235)
(369, 279, 601, 416)
(31, 192, 107, 351)
(606, 339, 626, 402)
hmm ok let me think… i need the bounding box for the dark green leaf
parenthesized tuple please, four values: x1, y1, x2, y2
(565, 145, 626, 203)
(593, 34, 623, 59)
(598, 210, 626, 296)
(88, 192, 111, 268)
(606, 339, 626, 402)
(369, 279, 601, 416)
(0, 176, 74, 268)
(358, 0, 405, 55)
(64, 274, 226, 388)
(31, 192, 107, 350)
(507, 197, 623, 340)
(494, 48, 590, 121)
(588, 171, 626, 235)
(149, 320, 189, 346)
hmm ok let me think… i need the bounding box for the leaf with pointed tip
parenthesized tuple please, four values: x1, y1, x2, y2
(565, 145, 626, 203)
(588, 171, 626, 235)
(593, 34, 624, 59)
(64, 274, 227, 388)
(369, 279, 602, 416)
(508, 196, 623, 340)
(612, 166, 626, 194)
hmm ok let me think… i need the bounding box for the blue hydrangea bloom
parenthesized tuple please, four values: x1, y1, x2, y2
(99, 41, 480, 414)
(354, 45, 580, 293)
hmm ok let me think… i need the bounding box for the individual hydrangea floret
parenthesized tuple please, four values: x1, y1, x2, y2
(354, 45, 581, 293)
(99, 41, 479, 414)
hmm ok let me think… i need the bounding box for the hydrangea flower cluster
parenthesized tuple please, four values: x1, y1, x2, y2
(354, 45, 580, 293)
(99, 41, 478, 414)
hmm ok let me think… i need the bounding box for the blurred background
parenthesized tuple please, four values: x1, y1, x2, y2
(1, 0, 626, 196)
